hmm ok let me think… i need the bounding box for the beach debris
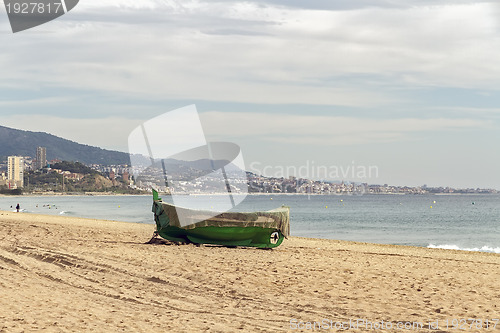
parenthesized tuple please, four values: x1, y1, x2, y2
(145, 233, 185, 245)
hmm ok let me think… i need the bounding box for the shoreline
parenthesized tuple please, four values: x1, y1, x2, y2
(3, 191, 500, 198)
(2, 209, 499, 257)
(2, 192, 150, 197)
(11, 207, 500, 254)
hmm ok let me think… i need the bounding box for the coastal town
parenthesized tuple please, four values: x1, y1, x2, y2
(1, 146, 497, 195)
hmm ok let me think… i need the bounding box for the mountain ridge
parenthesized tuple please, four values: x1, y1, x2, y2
(0, 125, 130, 165)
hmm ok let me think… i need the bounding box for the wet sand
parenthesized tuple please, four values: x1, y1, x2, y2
(1, 211, 499, 332)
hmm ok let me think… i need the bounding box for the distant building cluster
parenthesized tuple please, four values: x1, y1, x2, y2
(247, 175, 498, 195)
(0, 147, 498, 195)
(130, 168, 498, 195)
(9, 156, 25, 188)
(0, 146, 48, 189)
(89, 164, 131, 184)
(0, 147, 134, 191)
(128, 166, 247, 194)
(248, 175, 366, 194)
(0, 156, 25, 189)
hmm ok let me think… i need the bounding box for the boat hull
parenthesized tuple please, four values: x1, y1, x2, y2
(157, 225, 285, 248)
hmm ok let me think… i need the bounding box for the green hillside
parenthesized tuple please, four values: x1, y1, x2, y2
(0, 125, 130, 165)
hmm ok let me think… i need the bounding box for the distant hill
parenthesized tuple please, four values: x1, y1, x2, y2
(0, 125, 130, 165)
(163, 158, 241, 172)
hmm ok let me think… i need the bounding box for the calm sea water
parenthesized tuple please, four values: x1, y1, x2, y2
(1, 194, 499, 253)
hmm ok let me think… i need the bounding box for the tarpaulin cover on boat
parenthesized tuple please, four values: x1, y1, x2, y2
(152, 201, 290, 238)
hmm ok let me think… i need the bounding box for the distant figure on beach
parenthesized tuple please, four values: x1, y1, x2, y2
(16, 204, 20, 213)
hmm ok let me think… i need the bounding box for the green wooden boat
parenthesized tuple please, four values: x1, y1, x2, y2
(152, 190, 290, 248)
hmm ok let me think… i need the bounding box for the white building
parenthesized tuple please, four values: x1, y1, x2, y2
(8, 156, 24, 188)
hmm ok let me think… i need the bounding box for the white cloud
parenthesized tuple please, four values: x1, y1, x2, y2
(1, 111, 489, 154)
(1, 0, 499, 111)
(431, 106, 500, 116)
(200, 111, 491, 145)
(0, 97, 73, 107)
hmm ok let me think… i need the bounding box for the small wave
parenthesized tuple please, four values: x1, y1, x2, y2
(428, 244, 500, 254)
(11, 209, 28, 213)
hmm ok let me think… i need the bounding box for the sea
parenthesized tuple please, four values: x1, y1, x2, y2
(1, 193, 499, 254)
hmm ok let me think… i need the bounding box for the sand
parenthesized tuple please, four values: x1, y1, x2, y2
(1, 211, 499, 332)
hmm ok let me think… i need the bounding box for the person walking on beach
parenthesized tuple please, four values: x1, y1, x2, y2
(16, 203, 20, 212)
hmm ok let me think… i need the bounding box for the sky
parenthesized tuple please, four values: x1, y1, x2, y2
(1, 0, 500, 188)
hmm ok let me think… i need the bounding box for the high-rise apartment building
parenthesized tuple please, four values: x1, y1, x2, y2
(36, 146, 47, 169)
(8, 156, 24, 188)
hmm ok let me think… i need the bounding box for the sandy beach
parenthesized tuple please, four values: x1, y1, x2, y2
(1, 211, 499, 332)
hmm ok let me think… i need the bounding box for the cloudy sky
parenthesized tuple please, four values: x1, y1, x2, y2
(1, 0, 500, 188)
